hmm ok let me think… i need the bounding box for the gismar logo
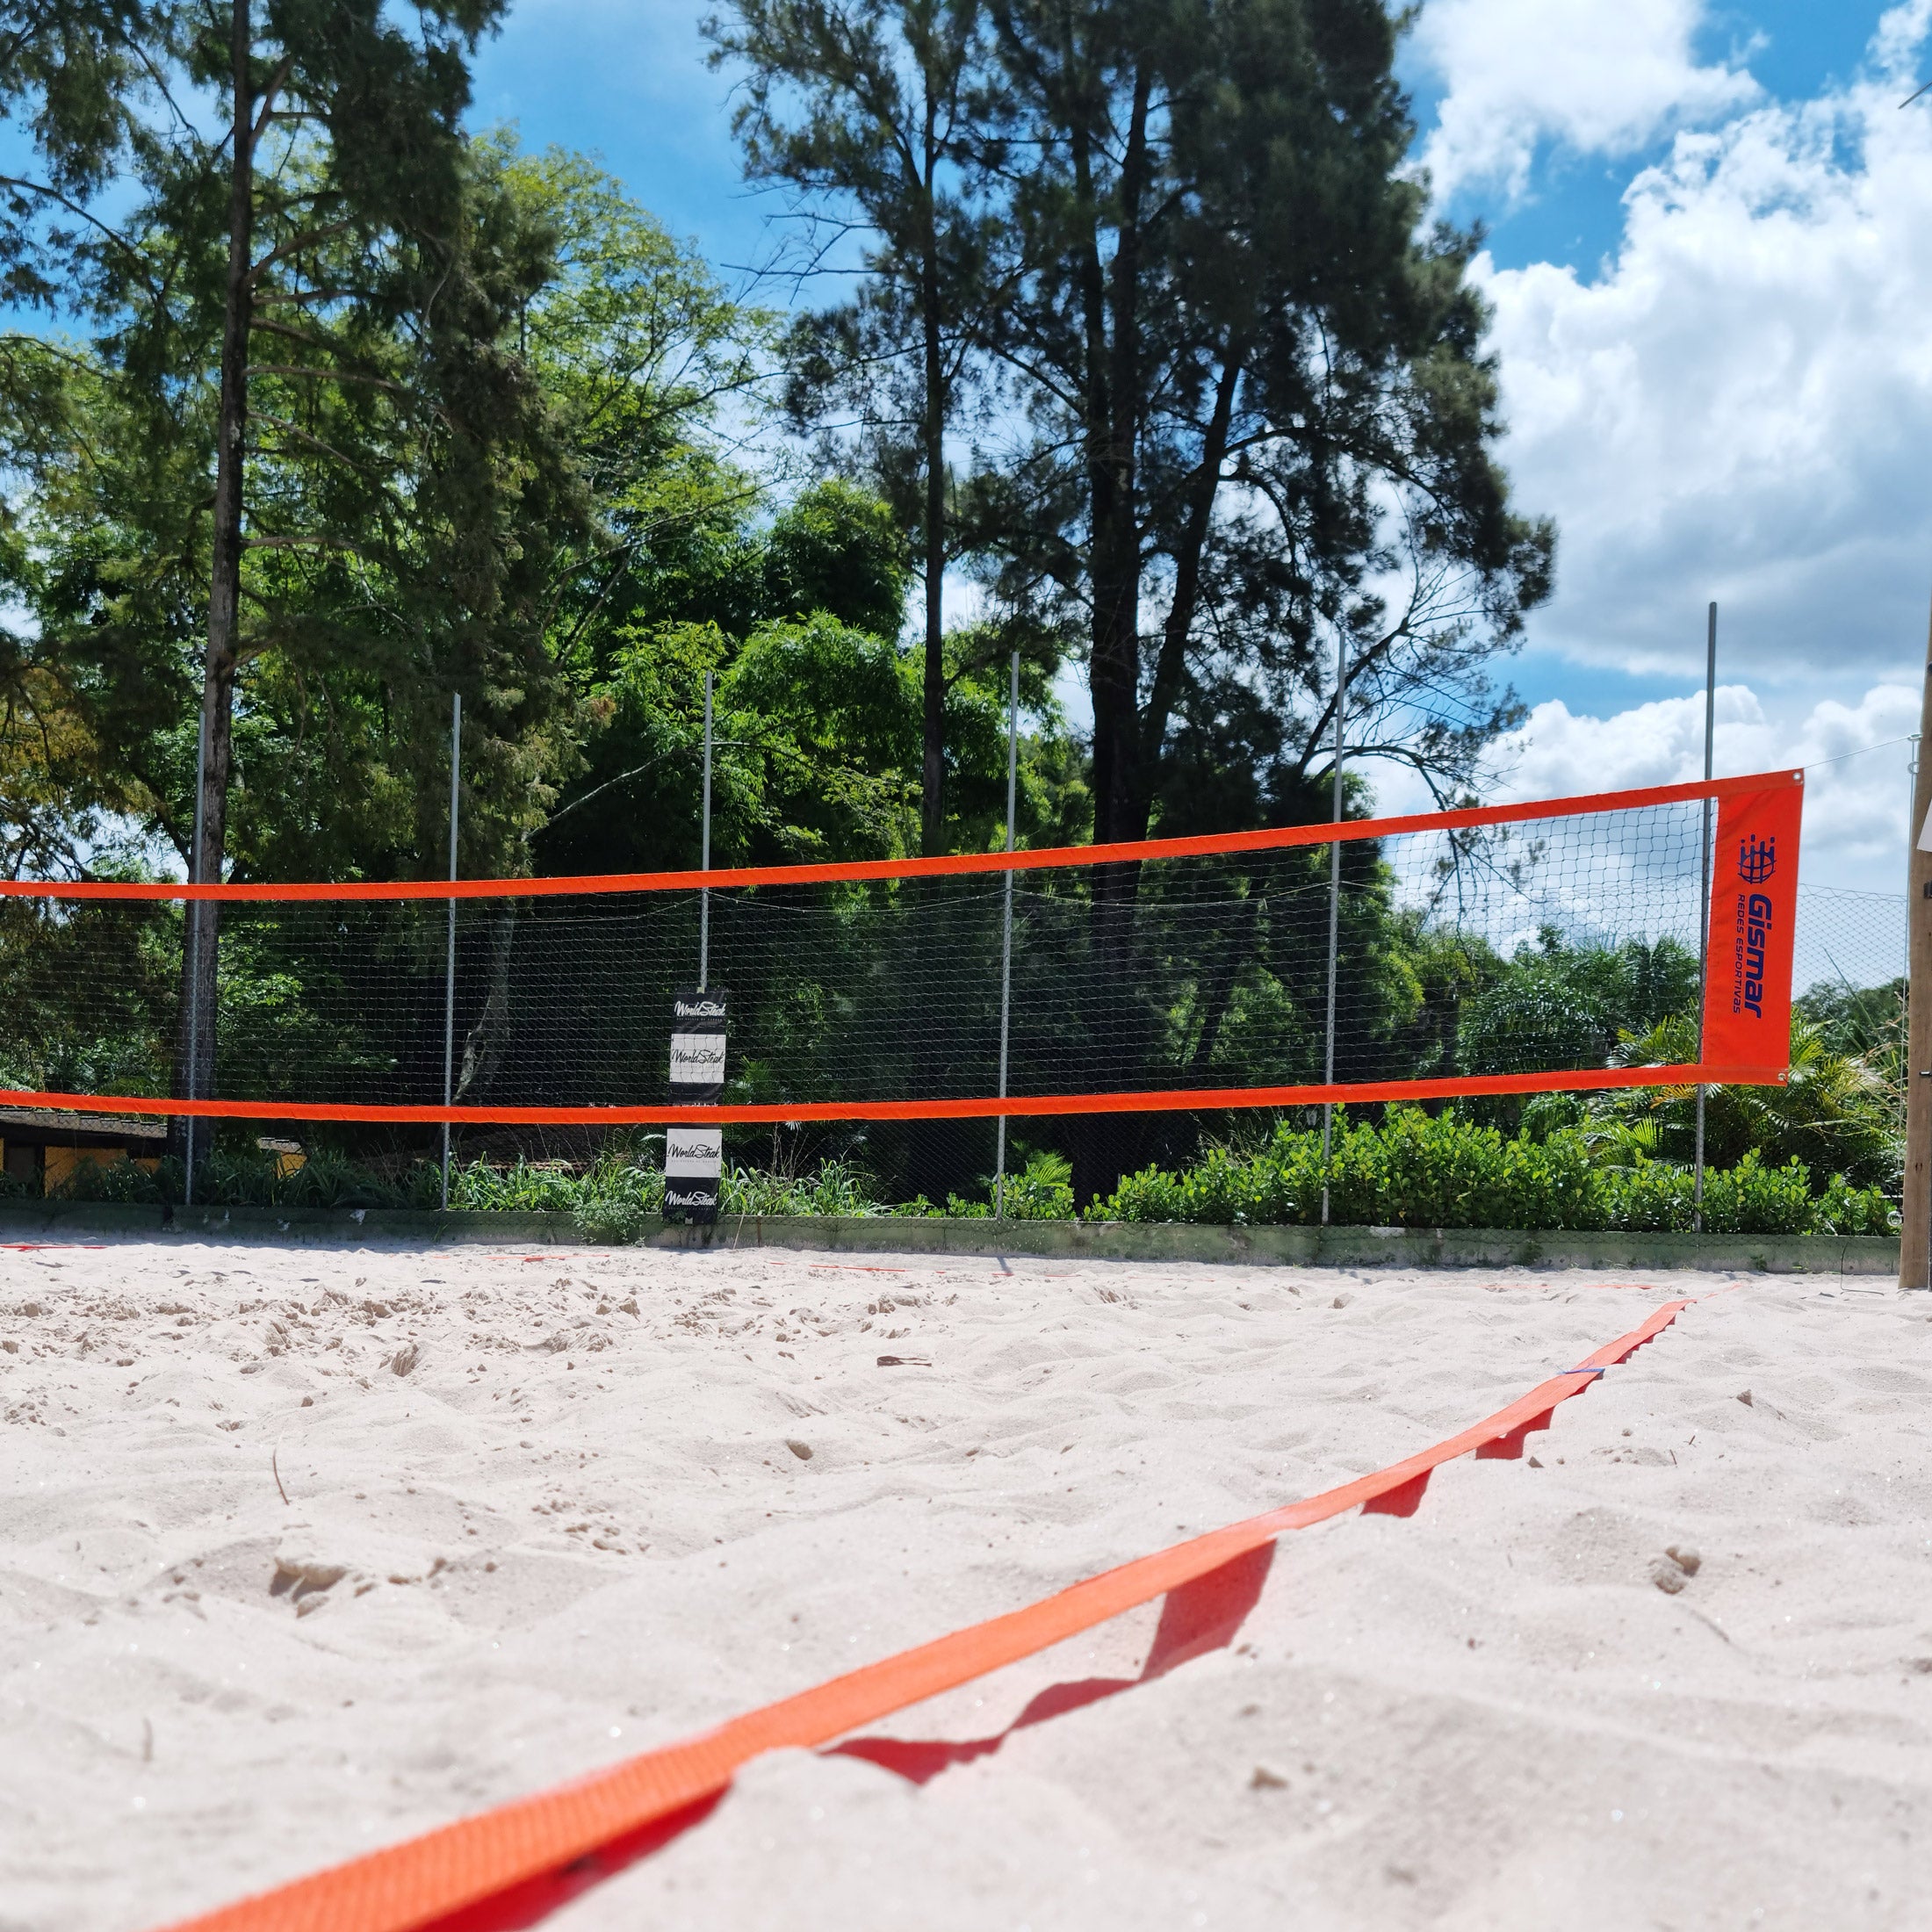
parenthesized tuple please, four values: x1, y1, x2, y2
(1737, 834, 1776, 884)
(1740, 891, 1773, 1018)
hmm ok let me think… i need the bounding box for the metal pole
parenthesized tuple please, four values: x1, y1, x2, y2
(441, 692, 461, 1211)
(699, 670, 712, 992)
(1902, 594, 1932, 1290)
(184, 709, 209, 1207)
(1320, 630, 1344, 1224)
(1912, 736, 1921, 900)
(995, 651, 1019, 1219)
(1693, 602, 1716, 1234)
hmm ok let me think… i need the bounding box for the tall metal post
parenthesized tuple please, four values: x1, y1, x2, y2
(699, 670, 713, 991)
(441, 692, 461, 1212)
(1693, 603, 1716, 1233)
(183, 710, 209, 1207)
(1901, 595, 1932, 1289)
(1911, 736, 1921, 898)
(1320, 630, 1345, 1224)
(995, 651, 1019, 1219)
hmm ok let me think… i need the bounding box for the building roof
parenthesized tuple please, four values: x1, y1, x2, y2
(0, 1105, 168, 1141)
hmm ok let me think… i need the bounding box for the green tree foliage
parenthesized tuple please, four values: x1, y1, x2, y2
(704, 0, 1557, 1200)
(708, 0, 1006, 854)
(1458, 931, 1700, 1078)
(973, 0, 1553, 851)
(0, 0, 580, 1149)
(1, 11, 1883, 1226)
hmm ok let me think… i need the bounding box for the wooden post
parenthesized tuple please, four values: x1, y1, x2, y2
(1901, 610, 1932, 1289)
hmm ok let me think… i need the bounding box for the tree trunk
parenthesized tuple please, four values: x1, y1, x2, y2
(1082, 67, 1149, 857)
(919, 154, 948, 856)
(1137, 346, 1244, 832)
(1068, 65, 1150, 1209)
(171, 0, 253, 1164)
(457, 905, 517, 1103)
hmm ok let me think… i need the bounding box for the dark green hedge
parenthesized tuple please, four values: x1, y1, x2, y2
(1095, 1112, 1896, 1236)
(11, 1110, 1896, 1238)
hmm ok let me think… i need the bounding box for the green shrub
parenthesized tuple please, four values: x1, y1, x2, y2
(1813, 1171, 1900, 1236)
(1325, 1110, 1608, 1231)
(451, 1157, 566, 1212)
(1598, 1156, 1690, 1231)
(998, 1150, 1077, 1220)
(721, 1157, 877, 1217)
(574, 1194, 650, 1244)
(54, 1154, 169, 1203)
(885, 1150, 1077, 1220)
(1695, 1150, 1813, 1236)
(1088, 1109, 1898, 1237)
(21, 1121, 1898, 1238)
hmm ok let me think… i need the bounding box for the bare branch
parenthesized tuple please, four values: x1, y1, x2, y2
(247, 220, 357, 287)
(241, 535, 367, 551)
(246, 363, 411, 396)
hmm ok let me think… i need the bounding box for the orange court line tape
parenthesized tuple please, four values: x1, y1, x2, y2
(0, 1061, 1787, 1131)
(156, 1296, 1691, 1932)
(1, 770, 1797, 902)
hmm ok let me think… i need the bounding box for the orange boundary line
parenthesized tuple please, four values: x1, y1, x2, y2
(156, 1297, 1690, 1932)
(0, 770, 1798, 902)
(0, 1063, 1785, 1128)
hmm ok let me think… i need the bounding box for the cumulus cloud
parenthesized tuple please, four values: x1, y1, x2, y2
(1475, 4, 1932, 686)
(1415, 0, 1755, 200)
(1365, 676, 1913, 986)
(1489, 681, 1916, 985)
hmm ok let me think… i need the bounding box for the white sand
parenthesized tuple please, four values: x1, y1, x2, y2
(3, 1237, 1930, 1931)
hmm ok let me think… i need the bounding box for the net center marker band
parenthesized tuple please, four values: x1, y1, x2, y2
(157, 1296, 1691, 1932)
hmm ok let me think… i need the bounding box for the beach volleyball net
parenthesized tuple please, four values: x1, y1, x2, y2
(0, 772, 1808, 1158)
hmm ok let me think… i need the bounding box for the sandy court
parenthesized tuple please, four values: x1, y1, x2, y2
(2, 1237, 1930, 1931)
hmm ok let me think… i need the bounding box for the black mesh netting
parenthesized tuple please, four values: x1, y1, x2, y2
(1, 801, 1749, 1107)
(0, 798, 1898, 1198)
(5, 804, 1901, 1108)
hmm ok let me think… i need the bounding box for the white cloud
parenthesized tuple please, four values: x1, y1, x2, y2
(1476, 4, 1932, 688)
(1415, 0, 1755, 200)
(1472, 681, 1916, 986)
(1369, 675, 1913, 981)
(1492, 683, 1768, 797)
(1493, 681, 1918, 867)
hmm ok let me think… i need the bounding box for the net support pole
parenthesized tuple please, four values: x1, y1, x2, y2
(995, 651, 1019, 1221)
(1903, 595, 1932, 1289)
(441, 692, 461, 1213)
(1320, 631, 1345, 1224)
(699, 670, 713, 992)
(1693, 602, 1715, 1235)
(183, 708, 209, 1208)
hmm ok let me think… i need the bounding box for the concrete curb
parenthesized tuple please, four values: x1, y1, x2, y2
(0, 1198, 1900, 1273)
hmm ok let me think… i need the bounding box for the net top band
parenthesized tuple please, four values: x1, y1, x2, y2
(0, 768, 1801, 904)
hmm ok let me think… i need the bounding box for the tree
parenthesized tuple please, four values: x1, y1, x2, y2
(0, 0, 582, 1151)
(1459, 932, 1701, 1080)
(536, 478, 912, 876)
(976, 0, 1553, 854)
(1587, 1013, 1899, 1191)
(708, 0, 1002, 854)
